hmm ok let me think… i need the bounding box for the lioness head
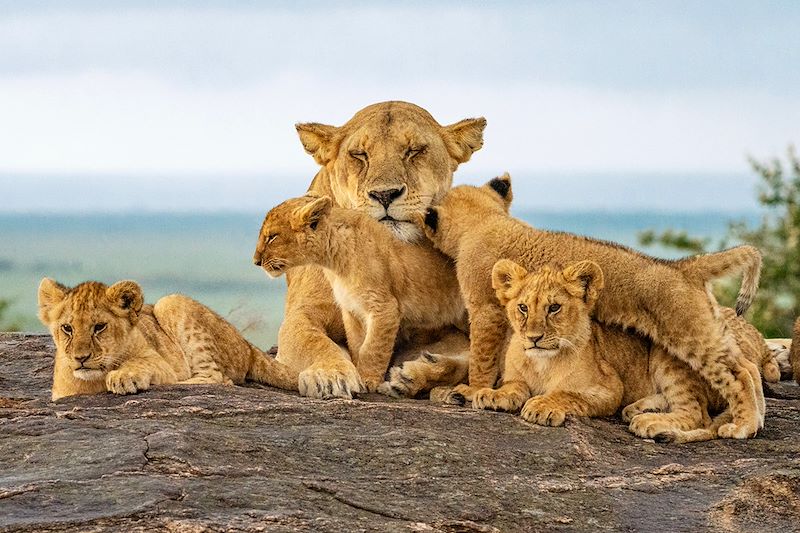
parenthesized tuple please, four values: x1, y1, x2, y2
(296, 101, 486, 242)
(253, 195, 333, 278)
(38, 278, 144, 381)
(492, 260, 604, 358)
(419, 173, 513, 255)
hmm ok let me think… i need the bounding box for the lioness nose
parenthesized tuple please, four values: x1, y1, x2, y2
(369, 186, 405, 208)
(75, 354, 90, 364)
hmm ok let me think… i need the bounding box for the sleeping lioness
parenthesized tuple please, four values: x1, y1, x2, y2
(475, 259, 776, 443)
(38, 278, 297, 400)
(253, 194, 467, 392)
(412, 173, 765, 439)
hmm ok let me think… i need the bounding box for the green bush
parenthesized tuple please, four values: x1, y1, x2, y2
(0, 299, 23, 332)
(639, 145, 800, 337)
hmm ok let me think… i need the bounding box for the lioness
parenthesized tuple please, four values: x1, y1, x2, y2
(276, 101, 485, 399)
(476, 259, 775, 443)
(253, 195, 466, 392)
(414, 173, 765, 439)
(38, 278, 297, 400)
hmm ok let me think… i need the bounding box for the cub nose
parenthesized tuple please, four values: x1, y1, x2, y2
(253, 255, 262, 267)
(527, 334, 544, 345)
(368, 186, 406, 209)
(75, 354, 91, 364)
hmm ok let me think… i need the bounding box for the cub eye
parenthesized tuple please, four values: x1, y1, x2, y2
(61, 324, 73, 335)
(267, 233, 278, 245)
(548, 303, 561, 314)
(517, 303, 528, 315)
(93, 323, 107, 334)
(349, 150, 368, 162)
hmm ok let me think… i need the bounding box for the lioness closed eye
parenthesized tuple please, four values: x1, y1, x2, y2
(418, 173, 766, 439)
(254, 195, 467, 392)
(38, 278, 297, 400)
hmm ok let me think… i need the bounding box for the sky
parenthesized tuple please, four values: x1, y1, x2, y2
(0, 1, 798, 211)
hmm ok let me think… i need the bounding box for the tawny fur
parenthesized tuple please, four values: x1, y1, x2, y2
(791, 317, 800, 384)
(254, 195, 467, 392)
(473, 260, 772, 443)
(38, 278, 297, 400)
(275, 101, 485, 399)
(416, 173, 765, 439)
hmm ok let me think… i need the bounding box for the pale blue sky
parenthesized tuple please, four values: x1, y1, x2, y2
(0, 1, 798, 210)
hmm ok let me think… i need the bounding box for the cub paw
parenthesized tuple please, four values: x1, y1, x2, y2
(441, 384, 477, 406)
(106, 369, 152, 395)
(380, 366, 417, 398)
(628, 413, 677, 441)
(520, 397, 567, 427)
(717, 421, 758, 440)
(472, 388, 522, 412)
(298, 361, 364, 400)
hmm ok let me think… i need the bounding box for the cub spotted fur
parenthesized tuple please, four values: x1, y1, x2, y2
(254, 195, 467, 392)
(418, 173, 765, 439)
(38, 278, 297, 400)
(475, 260, 772, 443)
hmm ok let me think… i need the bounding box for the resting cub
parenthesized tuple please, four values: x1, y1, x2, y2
(253, 195, 466, 392)
(38, 278, 297, 400)
(476, 260, 774, 443)
(419, 173, 765, 439)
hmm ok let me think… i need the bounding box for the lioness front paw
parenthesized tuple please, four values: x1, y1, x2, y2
(298, 361, 364, 400)
(520, 397, 567, 427)
(106, 369, 152, 395)
(472, 388, 523, 412)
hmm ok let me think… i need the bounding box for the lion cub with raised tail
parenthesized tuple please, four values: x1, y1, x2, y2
(254, 195, 466, 392)
(477, 259, 774, 443)
(38, 278, 298, 400)
(418, 173, 765, 439)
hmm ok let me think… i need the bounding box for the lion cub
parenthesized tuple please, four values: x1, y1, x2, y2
(38, 278, 297, 400)
(476, 259, 774, 443)
(419, 173, 765, 439)
(253, 195, 466, 392)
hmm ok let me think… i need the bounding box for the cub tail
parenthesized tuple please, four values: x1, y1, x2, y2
(674, 245, 761, 316)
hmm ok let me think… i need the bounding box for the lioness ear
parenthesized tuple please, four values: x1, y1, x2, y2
(296, 122, 340, 166)
(562, 261, 605, 307)
(38, 278, 68, 324)
(484, 172, 513, 210)
(291, 196, 332, 231)
(442, 117, 487, 167)
(492, 259, 529, 305)
(106, 281, 144, 318)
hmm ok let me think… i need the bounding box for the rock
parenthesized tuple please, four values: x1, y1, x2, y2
(1, 333, 799, 532)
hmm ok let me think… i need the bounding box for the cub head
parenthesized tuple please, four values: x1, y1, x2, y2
(253, 195, 333, 278)
(296, 101, 486, 242)
(419, 173, 513, 253)
(491, 259, 604, 358)
(37, 278, 144, 381)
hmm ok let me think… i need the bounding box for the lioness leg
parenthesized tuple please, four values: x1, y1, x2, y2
(473, 381, 531, 412)
(520, 386, 621, 427)
(279, 267, 362, 399)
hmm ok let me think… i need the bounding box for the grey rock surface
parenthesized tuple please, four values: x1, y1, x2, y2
(1, 333, 799, 532)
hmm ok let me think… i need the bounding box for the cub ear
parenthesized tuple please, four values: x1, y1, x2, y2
(484, 172, 513, 210)
(106, 280, 144, 318)
(492, 259, 529, 305)
(561, 260, 604, 307)
(291, 196, 332, 231)
(296, 122, 340, 166)
(442, 117, 487, 167)
(38, 278, 68, 324)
